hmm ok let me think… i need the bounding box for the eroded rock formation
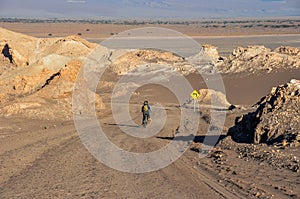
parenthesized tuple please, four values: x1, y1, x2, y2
(229, 79, 300, 146)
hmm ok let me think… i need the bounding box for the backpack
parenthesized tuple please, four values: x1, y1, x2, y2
(143, 105, 149, 112)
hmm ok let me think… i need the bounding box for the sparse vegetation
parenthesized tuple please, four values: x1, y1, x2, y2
(0, 17, 299, 27)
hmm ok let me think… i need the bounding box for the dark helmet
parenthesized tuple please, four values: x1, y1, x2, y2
(144, 101, 148, 105)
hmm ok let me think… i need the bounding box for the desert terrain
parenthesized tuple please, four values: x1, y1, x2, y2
(1, 18, 300, 56)
(0, 19, 299, 199)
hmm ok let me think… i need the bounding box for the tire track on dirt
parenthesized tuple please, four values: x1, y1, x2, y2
(0, 128, 76, 187)
(176, 156, 246, 199)
(96, 105, 245, 198)
(0, 135, 82, 198)
(0, 104, 245, 198)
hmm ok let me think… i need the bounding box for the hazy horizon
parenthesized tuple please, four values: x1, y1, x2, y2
(0, 0, 300, 19)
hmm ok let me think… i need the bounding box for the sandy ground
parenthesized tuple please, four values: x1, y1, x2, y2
(0, 22, 299, 198)
(1, 22, 299, 37)
(0, 68, 299, 198)
(0, 109, 238, 198)
(187, 68, 300, 105)
(0, 22, 299, 56)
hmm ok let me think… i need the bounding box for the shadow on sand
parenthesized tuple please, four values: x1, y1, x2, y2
(104, 123, 140, 128)
(156, 135, 227, 147)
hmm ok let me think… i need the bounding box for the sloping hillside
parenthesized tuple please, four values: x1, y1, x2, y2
(0, 28, 103, 120)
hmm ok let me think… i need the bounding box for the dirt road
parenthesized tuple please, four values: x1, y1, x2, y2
(1, 68, 299, 198)
(0, 105, 246, 198)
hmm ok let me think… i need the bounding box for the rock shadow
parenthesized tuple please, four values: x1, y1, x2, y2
(2, 44, 13, 63)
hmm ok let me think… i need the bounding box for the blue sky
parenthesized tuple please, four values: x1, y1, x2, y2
(0, 0, 299, 19)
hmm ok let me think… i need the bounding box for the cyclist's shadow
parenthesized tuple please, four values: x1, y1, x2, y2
(104, 123, 140, 128)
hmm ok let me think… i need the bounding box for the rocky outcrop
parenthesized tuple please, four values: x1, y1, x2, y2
(275, 46, 300, 56)
(229, 79, 300, 146)
(217, 45, 300, 73)
(201, 44, 222, 63)
(110, 49, 185, 75)
(0, 28, 104, 120)
(0, 59, 105, 120)
(0, 52, 16, 75)
(183, 89, 234, 110)
(197, 89, 232, 109)
(110, 47, 225, 75)
(0, 28, 96, 68)
(1, 27, 299, 120)
(0, 27, 38, 67)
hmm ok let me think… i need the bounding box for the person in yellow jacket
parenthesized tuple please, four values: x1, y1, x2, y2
(141, 101, 151, 127)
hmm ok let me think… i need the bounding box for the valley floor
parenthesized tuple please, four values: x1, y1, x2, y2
(0, 69, 299, 198)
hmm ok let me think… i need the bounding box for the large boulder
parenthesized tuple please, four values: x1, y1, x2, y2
(201, 44, 222, 63)
(197, 89, 232, 109)
(183, 89, 234, 110)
